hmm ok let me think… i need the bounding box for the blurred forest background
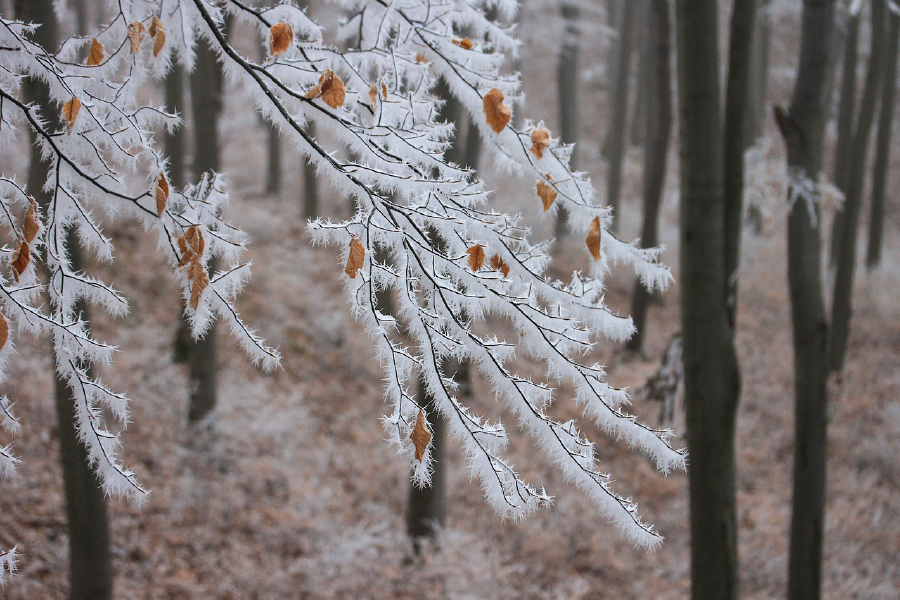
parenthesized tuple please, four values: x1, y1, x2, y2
(0, 0, 898, 598)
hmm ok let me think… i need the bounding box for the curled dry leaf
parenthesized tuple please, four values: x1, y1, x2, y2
(344, 235, 365, 278)
(381, 83, 388, 99)
(530, 127, 550, 159)
(188, 260, 210, 310)
(415, 52, 430, 64)
(150, 16, 166, 57)
(452, 38, 475, 49)
(368, 84, 378, 110)
(586, 216, 602, 261)
(410, 410, 432, 462)
(269, 22, 293, 57)
(86, 38, 104, 66)
(305, 70, 345, 109)
(23, 197, 39, 243)
(128, 21, 145, 53)
(177, 226, 209, 309)
(0, 311, 7, 352)
(466, 244, 485, 271)
(62, 97, 81, 135)
(489, 253, 510, 277)
(483, 88, 511, 134)
(536, 180, 557, 212)
(155, 173, 169, 218)
(12, 241, 29, 282)
(185, 225, 205, 257)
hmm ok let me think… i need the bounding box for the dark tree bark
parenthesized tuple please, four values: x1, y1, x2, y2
(627, 0, 672, 353)
(723, 0, 759, 326)
(266, 124, 282, 196)
(555, 0, 580, 237)
(164, 64, 188, 190)
(674, 0, 742, 597)
(302, 123, 320, 219)
(829, 7, 862, 264)
(866, 10, 900, 269)
(747, 0, 772, 145)
(606, 0, 637, 233)
(630, 0, 651, 147)
(187, 38, 223, 424)
(464, 117, 482, 172)
(774, 2, 836, 596)
(831, 0, 887, 374)
(15, 0, 114, 597)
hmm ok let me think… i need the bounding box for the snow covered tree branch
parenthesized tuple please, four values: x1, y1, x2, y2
(0, 0, 686, 573)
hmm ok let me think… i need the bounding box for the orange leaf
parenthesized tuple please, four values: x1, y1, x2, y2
(270, 22, 294, 57)
(155, 173, 169, 218)
(489, 253, 510, 277)
(586, 216, 602, 261)
(483, 88, 511, 134)
(188, 257, 210, 309)
(530, 127, 550, 159)
(466, 244, 485, 271)
(410, 410, 432, 461)
(12, 240, 29, 282)
(86, 38, 104, 66)
(381, 83, 388, 99)
(185, 226, 205, 257)
(305, 70, 345, 109)
(345, 235, 365, 278)
(62, 97, 81, 135)
(536, 180, 557, 211)
(150, 16, 166, 57)
(0, 311, 7, 352)
(415, 52, 430, 64)
(23, 197, 39, 243)
(368, 84, 378, 110)
(452, 38, 475, 49)
(128, 21, 145, 53)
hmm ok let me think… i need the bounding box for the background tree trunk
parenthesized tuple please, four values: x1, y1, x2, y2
(866, 10, 900, 270)
(674, 0, 742, 597)
(266, 124, 282, 196)
(630, 0, 651, 148)
(627, 0, 672, 353)
(830, 7, 862, 264)
(187, 38, 223, 424)
(606, 0, 636, 233)
(831, 0, 887, 374)
(774, 1, 836, 595)
(15, 0, 114, 597)
(747, 0, 772, 145)
(555, 0, 580, 238)
(302, 123, 320, 219)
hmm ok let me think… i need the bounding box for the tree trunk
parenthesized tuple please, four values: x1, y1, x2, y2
(630, 0, 651, 148)
(266, 126, 282, 195)
(555, 0, 580, 238)
(674, 0, 742, 597)
(829, 8, 862, 264)
(831, 0, 887, 374)
(747, 0, 772, 145)
(774, 1, 836, 596)
(464, 117, 482, 172)
(723, 0, 759, 327)
(606, 0, 637, 233)
(627, 0, 672, 354)
(187, 38, 223, 424)
(866, 11, 900, 269)
(15, 0, 114, 597)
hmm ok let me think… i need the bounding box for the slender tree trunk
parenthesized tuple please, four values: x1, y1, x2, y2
(555, 0, 580, 238)
(774, 2, 836, 596)
(830, 8, 862, 264)
(464, 118, 482, 172)
(627, 0, 672, 353)
(866, 11, 900, 269)
(674, 0, 742, 597)
(607, 0, 637, 232)
(302, 124, 320, 219)
(266, 125, 282, 196)
(831, 0, 887, 374)
(187, 38, 222, 424)
(630, 0, 651, 147)
(723, 0, 759, 326)
(747, 0, 772, 145)
(15, 1, 114, 597)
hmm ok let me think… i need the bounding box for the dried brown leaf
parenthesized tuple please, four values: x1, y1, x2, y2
(483, 88, 511, 134)
(150, 16, 166, 57)
(410, 410, 432, 461)
(270, 22, 293, 57)
(12, 241, 29, 282)
(0, 311, 7, 352)
(62, 97, 81, 135)
(149, 15, 162, 37)
(536, 180, 557, 212)
(188, 257, 209, 310)
(23, 197, 39, 243)
(466, 244, 485, 271)
(368, 84, 378, 110)
(416, 52, 430, 64)
(86, 38, 104, 66)
(489, 253, 510, 277)
(586, 216, 602, 261)
(155, 173, 169, 218)
(381, 83, 388, 99)
(305, 70, 345, 108)
(128, 21, 145, 53)
(452, 38, 475, 49)
(185, 226, 205, 257)
(345, 235, 365, 278)
(530, 127, 550, 159)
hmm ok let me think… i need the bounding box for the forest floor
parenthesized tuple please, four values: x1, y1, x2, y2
(2, 1, 899, 598)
